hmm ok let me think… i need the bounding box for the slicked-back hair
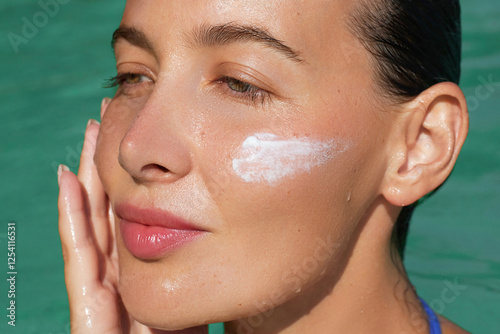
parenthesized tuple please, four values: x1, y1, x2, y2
(349, 0, 462, 256)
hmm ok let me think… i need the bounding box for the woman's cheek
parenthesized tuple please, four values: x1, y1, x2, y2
(203, 132, 357, 299)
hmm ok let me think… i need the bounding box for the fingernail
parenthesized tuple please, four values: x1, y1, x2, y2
(57, 164, 70, 186)
(101, 97, 112, 109)
(86, 119, 100, 128)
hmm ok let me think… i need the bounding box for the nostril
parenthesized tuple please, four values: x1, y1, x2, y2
(141, 164, 170, 174)
(158, 165, 169, 173)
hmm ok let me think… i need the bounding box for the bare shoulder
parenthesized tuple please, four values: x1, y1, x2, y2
(438, 314, 471, 334)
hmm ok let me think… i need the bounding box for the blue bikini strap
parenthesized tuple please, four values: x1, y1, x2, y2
(419, 297, 442, 334)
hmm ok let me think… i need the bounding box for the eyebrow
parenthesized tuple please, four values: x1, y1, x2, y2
(111, 26, 154, 53)
(189, 23, 304, 63)
(111, 23, 304, 63)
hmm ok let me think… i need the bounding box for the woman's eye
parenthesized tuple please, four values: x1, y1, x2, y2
(219, 76, 271, 105)
(123, 73, 143, 85)
(226, 78, 253, 93)
(105, 73, 153, 89)
(105, 72, 154, 98)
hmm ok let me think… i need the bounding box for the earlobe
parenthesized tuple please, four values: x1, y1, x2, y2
(101, 97, 112, 119)
(382, 82, 469, 207)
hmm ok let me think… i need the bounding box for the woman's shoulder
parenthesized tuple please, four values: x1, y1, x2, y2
(439, 314, 471, 334)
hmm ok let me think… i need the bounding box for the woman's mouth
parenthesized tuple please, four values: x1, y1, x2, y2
(116, 203, 208, 259)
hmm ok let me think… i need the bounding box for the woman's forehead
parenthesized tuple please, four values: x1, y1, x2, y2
(119, 0, 368, 72)
(121, 0, 353, 29)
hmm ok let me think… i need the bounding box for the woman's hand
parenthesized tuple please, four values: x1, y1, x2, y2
(57, 100, 209, 334)
(58, 114, 136, 333)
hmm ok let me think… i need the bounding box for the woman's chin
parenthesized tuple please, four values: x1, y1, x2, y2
(120, 281, 216, 331)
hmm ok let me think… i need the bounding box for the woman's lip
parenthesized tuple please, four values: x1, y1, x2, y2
(115, 203, 205, 231)
(115, 203, 207, 259)
(119, 221, 205, 259)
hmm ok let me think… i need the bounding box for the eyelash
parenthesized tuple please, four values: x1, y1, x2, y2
(215, 76, 272, 106)
(105, 73, 272, 105)
(105, 72, 151, 90)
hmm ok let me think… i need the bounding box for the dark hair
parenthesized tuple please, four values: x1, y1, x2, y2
(349, 0, 462, 256)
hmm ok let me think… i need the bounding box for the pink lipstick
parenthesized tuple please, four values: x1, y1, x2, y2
(116, 203, 207, 259)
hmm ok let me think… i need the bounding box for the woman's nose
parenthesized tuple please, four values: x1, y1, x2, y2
(118, 102, 192, 184)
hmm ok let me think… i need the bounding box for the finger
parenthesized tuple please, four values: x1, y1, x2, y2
(58, 166, 101, 292)
(58, 166, 110, 330)
(77, 118, 111, 257)
(58, 167, 122, 334)
(100, 96, 112, 120)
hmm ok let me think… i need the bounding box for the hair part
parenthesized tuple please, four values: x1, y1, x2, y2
(348, 0, 462, 256)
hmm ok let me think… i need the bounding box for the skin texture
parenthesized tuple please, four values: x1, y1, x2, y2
(57, 0, 470, 333)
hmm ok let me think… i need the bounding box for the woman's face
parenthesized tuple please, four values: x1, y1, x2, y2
(95, 0, 394, 330)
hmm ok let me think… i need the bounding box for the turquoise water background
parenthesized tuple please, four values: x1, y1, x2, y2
(0, 1, 498, 333)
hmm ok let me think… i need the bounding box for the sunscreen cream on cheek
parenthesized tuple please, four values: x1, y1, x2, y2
(232, 133, 352, 185)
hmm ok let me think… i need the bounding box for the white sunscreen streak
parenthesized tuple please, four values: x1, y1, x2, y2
(232, 133, 352, 185)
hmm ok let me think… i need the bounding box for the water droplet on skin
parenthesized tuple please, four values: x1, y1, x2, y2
(84, 307, 93, 329)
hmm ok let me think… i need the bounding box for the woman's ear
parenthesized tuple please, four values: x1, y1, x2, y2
(381, 82, 469, 207)
(100, 97, 112, 120)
